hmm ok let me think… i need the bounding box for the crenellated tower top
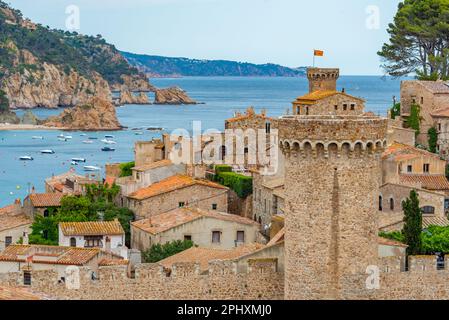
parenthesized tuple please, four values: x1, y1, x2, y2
(307, 68, 340, 93)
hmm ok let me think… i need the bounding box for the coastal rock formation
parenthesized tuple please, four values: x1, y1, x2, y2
(0, 111, 19, 124)
(154, 87, 197, 105)
(20, 110, 40, 125)
(119, 89, 150, 105)
(44, 97, 122, 131)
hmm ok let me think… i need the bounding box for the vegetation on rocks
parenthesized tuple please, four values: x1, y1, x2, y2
(142, 240, 195, 263)
(428, 127, 438, 153)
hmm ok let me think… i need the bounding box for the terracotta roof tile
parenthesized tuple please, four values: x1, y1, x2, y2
(0, 214, 32, 232)
(159, 243, 265, 272)
(59, 220, 124, 236)
(128, 175, 227, 200)
(383, 142, 441, 161)
(28, 193, 64, 207)
(132, 159, 172, 172)
(399, 174, 449, 191)
(0, 245, 100, 266)
(378, 237, 408, 248)
(267, 227, 285, 246)
(0, 204, 17, 215)
(98, 258, 129, 266)
(417, 81, 449, 94)
(423, 216, 449, 228)
(132, 207, 259, 235)
(0, 286, 47, 300)
(294, 90, 364, 104)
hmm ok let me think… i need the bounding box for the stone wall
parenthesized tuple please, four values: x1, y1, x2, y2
(0, 259, 284, 300)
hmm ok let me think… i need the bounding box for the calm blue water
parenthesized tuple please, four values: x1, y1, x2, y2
(0, 76, 404, 206)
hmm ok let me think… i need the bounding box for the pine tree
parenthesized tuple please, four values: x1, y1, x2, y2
(402, 190, 423, 256)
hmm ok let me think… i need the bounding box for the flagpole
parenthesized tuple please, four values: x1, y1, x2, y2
(313, 51, 315, 68)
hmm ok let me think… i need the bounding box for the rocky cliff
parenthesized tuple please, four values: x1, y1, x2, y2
(44, 97, 122, 131)
(154, 87, 197, 105)
(119, 89, 150, 105)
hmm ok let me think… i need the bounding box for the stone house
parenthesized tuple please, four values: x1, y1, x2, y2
(431, 107, 449, 160)
(125, 175, 229, 220)
(0, 202, 32, 252)
(45, 170, 98, 195)
(134, 139, 165, 167)
(252, 173, 284, 228)
(22, 193, 64, 219)
(0, 244, 125, 280)
(58, 220, 127, 259)
(400, 80, 449, 146)
(130, 207, 261, 252)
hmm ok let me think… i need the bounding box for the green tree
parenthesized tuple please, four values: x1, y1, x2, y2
(142, 240, 194, 263)
(390, 102, 401, 119)
(402, 190, 423, 256)
(119, 162, 135, 177)
(0, 89, 9, 113)
(406, 104, 421, 136)
(428, 127, 438, 153)
(378, 0, 449, 79)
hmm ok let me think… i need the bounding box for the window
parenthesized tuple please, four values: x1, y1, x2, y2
(184, 235, 192, 241)
(390, 198, 395, 211)
(343, 104, 348, 111)
(407, 165, 413, 173)
(212, 203, 218, 210)
(258, 217, 262, 224)
(43, 210, 49, 217)
(84, 236, 103, 248)
(350, 104, 355, 110)
(220, 145, 226, 161)
(212, 231, 221, 244)
(244, 147, 249, 154)
(422, 206, 435, 215)
(439, 123, 442, 132)
(179, 202, 185, 208)
(23, 271, 31, 286)
(265, 122, 271, 134)
(70, 237, 76, 247)
(305, 107, 309, 115)
(423, 164, 430, 173)
(5, 236, 12, 247)
(379, 196, 383, 211)
(254, 214, 257, 221)
(236, 231, 245, 243)
(421, 97, 424, 104)
(334, 105, 338, 111)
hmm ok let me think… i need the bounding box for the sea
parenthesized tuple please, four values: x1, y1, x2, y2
(0, 76, 405, 206)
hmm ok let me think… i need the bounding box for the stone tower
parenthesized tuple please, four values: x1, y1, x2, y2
(307, 68, 339, 93)
(279, 68, 387, 300)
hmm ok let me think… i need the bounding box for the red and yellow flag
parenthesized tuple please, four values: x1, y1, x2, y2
(314, 50, 324, 57)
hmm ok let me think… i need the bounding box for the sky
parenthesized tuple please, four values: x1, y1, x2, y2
(7, 0, 401, 75)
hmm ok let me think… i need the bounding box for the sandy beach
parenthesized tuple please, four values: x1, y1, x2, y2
(0, 124, 63, 131)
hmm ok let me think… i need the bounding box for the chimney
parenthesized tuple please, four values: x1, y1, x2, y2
(31, 186, 35, 194)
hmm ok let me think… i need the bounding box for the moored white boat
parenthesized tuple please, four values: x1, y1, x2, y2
(19, 156, 33, 161)
(83, 140, 94, 144)
(32, 136, 44, 140)
(40, 150, 55, 154)
(72, 158, 86, 163)
(83, 165, 101, 171)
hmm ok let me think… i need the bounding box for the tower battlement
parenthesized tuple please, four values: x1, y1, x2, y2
(278, 115, 388, 158)
(307, 68, 340, 93)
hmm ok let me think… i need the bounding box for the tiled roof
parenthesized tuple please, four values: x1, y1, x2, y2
(294, 90, 364, 104)
(159, 243, 265, 272)
(0, 245, 100, 266)
(98, 258, 129, 266)
(104, 176, 116, 186)
(399, 174, 449, 191)
(127, 175, 228, 200)
(132, 207, 259, 235)
(377, 237, 408, 248)
(383, 142, 441, 161)
(431, 106, 449, 118)
(132, 159, 172, 172)
(423, 216, 449, 228)
(417, 81, 449, 94)
(0, 214, 31, 232)
(59, 220, 124, 236)
(0, 286, 46, 300)
(28, 193, 64, 208)
(0, 204, 17, 215)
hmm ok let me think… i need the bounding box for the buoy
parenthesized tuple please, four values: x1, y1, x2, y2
(9, 192, 13, 195)
(16, 185, 21, 190)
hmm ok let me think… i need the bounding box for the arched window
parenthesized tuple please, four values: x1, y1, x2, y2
(379, 196, 383, 211)
(220, 146, 226, 161)
(258, 217, 262, 224)
(421, 206, 435, 215)
(70, 237, 76, 247)
(43, 210, 49, 218)
(390, 198, 394, 211)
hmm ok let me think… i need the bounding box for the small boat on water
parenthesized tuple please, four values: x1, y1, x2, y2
(88, 137, 98, 140)
(101, 147, 115, 152)
(104, 135, 114, 139)
(134, 132, 144, 136)
(147, 127, 164, 131)
(58, 137, 68, 142)
(19, 156, 34, 161)
(57, 134, 65, 138)
(32, 136, 44, 140)
(83, 140, 94, 144)
(65, 135, 73, 139)
(72, 158, 86, 163)
(83, 165, 101, 171)
(70, 161, 78, 165)
(40, 150, 55, 154)
(101, 139, 117, 145)
(131, 127, 145, 131)
(80, 133, 87, 137)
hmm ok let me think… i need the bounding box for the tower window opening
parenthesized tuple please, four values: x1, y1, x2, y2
(350, 104, 355, 110)
(390, 198, 394, 211)
(379, 196, 383, 211)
